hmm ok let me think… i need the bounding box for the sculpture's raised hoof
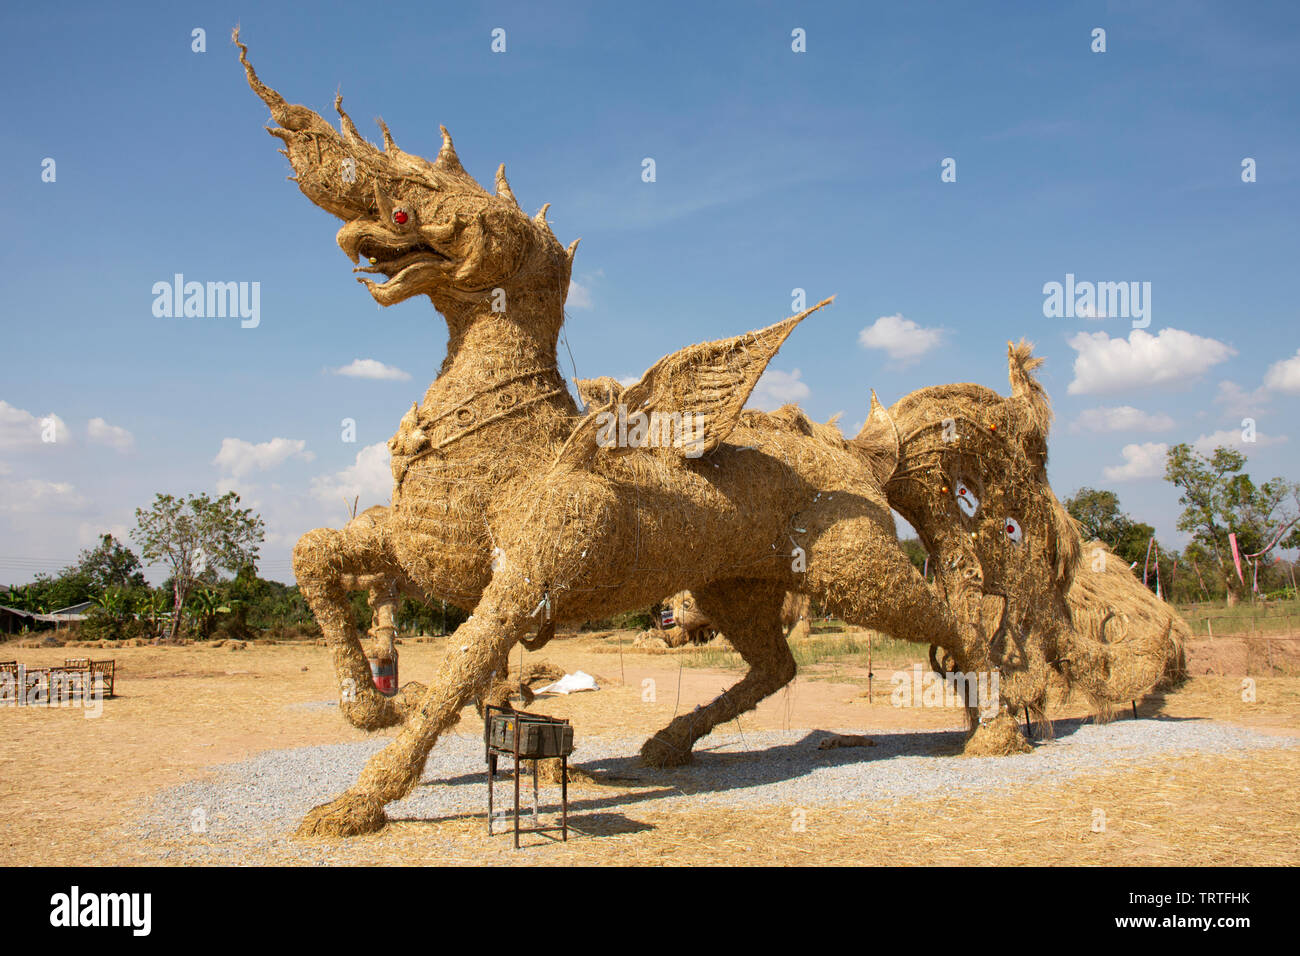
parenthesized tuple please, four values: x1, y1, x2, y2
(393, 681, 427, 720)
(339, 680, 427, 732)
(295, 793, 388, 838)
(639, 734, 694, 768)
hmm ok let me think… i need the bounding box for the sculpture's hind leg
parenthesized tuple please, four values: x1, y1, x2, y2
(293, 527, 424, 731)
(640, 580, 795, 768)
(296, 567, 537, 837)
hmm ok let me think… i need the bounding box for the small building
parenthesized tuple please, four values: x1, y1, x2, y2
(0, 604, 89, 635)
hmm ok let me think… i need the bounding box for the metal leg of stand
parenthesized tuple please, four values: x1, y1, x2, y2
(532, 759, 540, 826)
(487, 753, 495, 835)
(513, 752, 521, 850)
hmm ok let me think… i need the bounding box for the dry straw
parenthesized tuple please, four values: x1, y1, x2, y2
(884, 342, 1181, 752)
(658, 589, 809, 646)
(237, 31, 986, 835)
(236, 33, 1173, 832)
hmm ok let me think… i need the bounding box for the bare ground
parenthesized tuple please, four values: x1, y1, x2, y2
(1, 631, 1297, 866)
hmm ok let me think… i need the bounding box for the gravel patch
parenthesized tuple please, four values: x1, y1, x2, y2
(131, 717, 1296, 861)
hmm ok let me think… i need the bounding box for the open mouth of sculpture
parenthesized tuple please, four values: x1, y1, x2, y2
(351, 238, 449, 283)
(338, 227, 454, 304)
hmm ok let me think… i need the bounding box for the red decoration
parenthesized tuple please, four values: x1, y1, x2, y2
(393, 209, 409, 225)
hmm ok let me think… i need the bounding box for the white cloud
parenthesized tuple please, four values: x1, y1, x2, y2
(77, 521, 129, 548)
(0, 477, 88, 513)
(617, 375, 641, 388)
(858, 314, 944, 362)
(331, 358, 411, 381)
(213, 437, 314, 478)
(87, 417, 135, 452)
(749, 368, 810, 411)
(567, 280, 593, 310)
(1191, 429, 1286, 455)
(309, 442, 393, 506)
(0, 401, 69, 449)
(1066, 328, 1235, 395)
(1103, 442, 1169, 481)
(1071, 405, 1174, 434)
(1263, 348, 1300, 393)
(1215, 380, 1270, 418)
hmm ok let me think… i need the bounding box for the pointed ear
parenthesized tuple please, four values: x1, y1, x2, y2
(853, 390, 900, 486)
(1006, 339, 1052, 441)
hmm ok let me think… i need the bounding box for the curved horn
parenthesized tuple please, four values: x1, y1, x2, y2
(375, 117, 398, 152)
(436, 125, 465, 174)
(333, 94, 370, 150)
(234, 27, 291, 124)
(495, 164, 519, 208)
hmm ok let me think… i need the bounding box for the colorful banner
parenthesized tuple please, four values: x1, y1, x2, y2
(1228, 532, 1245, 585)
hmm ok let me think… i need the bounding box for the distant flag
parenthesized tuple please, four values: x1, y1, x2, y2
(1229, 532, 1245, 585)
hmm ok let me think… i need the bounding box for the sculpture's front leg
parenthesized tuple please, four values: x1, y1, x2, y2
(296, 566, 538, 838)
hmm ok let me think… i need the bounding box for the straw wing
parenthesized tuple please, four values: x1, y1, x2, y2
(554, 297, 833, 469)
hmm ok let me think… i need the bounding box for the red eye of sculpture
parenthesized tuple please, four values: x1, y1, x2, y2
(393, 209, 409, 225)
(1004, 517, 1023, 544)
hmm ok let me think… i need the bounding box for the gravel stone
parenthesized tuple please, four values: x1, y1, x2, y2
(131, 717, 1296, 861)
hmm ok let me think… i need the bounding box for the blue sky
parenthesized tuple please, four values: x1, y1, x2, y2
(2, 0, 1297, 585)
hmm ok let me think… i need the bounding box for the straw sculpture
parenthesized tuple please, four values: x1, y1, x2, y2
(1067, 540, 1189, 705)
(236, 31, 986, 836)
(660, 589, 810, 646)
(884, 342, 1182, 753)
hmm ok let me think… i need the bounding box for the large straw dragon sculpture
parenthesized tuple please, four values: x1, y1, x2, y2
(235, 32, 1178, 838)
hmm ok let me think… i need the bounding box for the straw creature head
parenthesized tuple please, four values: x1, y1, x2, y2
(885, 341, 1080, 712)
(234, 28, 577, 327)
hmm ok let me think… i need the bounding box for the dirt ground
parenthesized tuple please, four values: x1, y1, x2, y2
(2, 630, 1297, 866)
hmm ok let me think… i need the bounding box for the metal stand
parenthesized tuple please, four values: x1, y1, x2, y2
(485, 705, 570, 848)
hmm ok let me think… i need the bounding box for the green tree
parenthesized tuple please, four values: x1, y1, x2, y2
(132, 492, 265, 642)
(1064, 487, 1127, 542)
(898, 537, 929, 573)
(135, 589, 170, 641)
(1164, 444, 1299, 605)
(84, 586, 138, 640)
(186, 587, 223, 640)
(1064, 487, 1157, 571)
(76, 534, 147, 594)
